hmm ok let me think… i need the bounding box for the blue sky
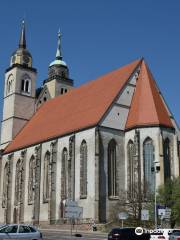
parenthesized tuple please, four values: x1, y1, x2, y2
(0, 0, 180, 125)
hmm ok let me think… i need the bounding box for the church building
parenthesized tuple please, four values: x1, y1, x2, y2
(0, 21, 179, 224)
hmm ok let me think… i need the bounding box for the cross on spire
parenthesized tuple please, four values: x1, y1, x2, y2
(19, 20, 26, 49)
(56, 29, 62, 60)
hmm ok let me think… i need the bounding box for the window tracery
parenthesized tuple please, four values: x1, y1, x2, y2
(108, 139, 117, 197)
(43, 152, 50, 202)
(80, 140, 88, 198)
(28, 156, 35, 204)
(143, 137, 155, 193)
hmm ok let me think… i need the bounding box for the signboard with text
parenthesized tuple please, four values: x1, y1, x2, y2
(64, 206, 83, 219)
(118, 212, 128, 220)
(141, 209, 149, 221)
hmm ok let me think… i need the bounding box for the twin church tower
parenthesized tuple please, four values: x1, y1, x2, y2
(1, 21, 74, 149)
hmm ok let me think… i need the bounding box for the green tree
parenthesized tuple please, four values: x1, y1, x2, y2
(157, 177, 180, 227)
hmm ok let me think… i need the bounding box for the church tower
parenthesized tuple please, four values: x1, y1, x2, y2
(0, 21, 37, 149)
(36, 30, 74, 108)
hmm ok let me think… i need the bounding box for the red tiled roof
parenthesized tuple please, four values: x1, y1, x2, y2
(4, 59, 141, 153)
(125, 60, 173, 130)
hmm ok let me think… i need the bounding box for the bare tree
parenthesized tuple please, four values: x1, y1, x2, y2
(110, 183, 154, 226)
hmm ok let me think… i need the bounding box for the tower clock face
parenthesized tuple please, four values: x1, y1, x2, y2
(49, 68, 55, 76)
(23, 56, 30, 64)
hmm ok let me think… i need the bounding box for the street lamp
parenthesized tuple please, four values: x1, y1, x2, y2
(151, 161, 160, 229)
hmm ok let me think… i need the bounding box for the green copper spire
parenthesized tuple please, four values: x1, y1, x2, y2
(56, 29, 62, 60)
(49, 29, 67, 67)
(19, 20, 26, 49)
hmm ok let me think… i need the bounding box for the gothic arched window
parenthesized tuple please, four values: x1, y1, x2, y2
(68, 138, 73, 199)
(43, 152, 50, 202)
(7, 74, 14, 95)
(61, 148, 68, 200)
(21, 79, 25, 91)
(2, 163, 9, 208)
(28, 156, 35, 204)
(8, 81, 11, 93)
(143, 138, 155, 193)
(163, 138, 171, 181)
(108, 139, 117, 197)
(80, 140, 88, 198)
(127, 140, 135, 197)
(25, 81, 29, 92)
(14, 159, 22, 205)
(21, 74, 31, 94)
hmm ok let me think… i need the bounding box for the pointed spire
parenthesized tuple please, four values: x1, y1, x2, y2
(19, 20, 26, 49)
(56, 29, 62, 60)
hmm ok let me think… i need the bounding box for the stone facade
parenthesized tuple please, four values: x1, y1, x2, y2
(0, 128, 98, 224)
(1, 124, 178, 224)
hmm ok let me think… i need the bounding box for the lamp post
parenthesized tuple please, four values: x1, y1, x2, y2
(151, 161, 160, 229)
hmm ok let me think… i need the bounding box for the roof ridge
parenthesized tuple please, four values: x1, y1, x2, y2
(125, 61, 143, 128)
(144, 61, 172, 127)
(142, 61, 159, 123)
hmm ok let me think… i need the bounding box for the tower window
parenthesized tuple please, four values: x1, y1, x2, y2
(21, 80, 25, 91)
(7, 81, 12, 93)
(25, 81, 29, 92)
(61, 88, 64, 94)
(64, 89, 67, 93)
(21, 76, 31, 94)
(7, 74, 14, 95)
